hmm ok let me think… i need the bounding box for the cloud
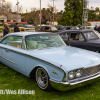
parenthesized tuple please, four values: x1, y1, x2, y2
(8, 0, 100, 13)
(9, 0, 65, 12)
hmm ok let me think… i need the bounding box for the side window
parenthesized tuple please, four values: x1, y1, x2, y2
(21, 29, 24, 31)
(41, 27, 45, 30)
(60, 33, 68, 40)
(1, 36, 23, 48)
(45, 27, 50, 30)
(70, 33, 84, 41)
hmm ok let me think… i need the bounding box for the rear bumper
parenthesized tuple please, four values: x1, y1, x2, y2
(50, 73, 100, 91)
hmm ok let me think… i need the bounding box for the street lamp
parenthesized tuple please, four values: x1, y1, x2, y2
(40, 0, 41, 28)
(16, 0, 19, 22)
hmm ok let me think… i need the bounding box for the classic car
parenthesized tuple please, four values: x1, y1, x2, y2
(65, 26, 80, 30)
(0, 32, 100, 91)
(58, 25, 80, 31)
(19, 27, 35, 32)
(59, 29, 100, 52)
(57, 25, 65, 30)
(87, 26, 94, 30)
(36, 25, 58, 33)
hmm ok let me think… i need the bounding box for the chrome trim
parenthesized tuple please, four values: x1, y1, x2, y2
(68, 65, 100, 81)
(0, 46, 66, 76)
(0, 55, 17, 65)
(70, 73, 100, 85)
(23, 36, 27, 50)
(50, 72, 100, 91)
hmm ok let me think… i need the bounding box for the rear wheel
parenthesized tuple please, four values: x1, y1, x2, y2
(35, 67, 52, 91)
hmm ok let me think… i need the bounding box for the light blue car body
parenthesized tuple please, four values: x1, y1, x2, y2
(0, 32, 100, 91)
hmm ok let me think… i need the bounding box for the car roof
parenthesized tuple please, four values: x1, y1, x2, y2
(6, 32, 55, 37)
(58, 29, 93, 33)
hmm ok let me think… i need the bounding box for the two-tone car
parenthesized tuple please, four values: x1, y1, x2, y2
(36, 25, 58, 33)
(0, 32, 100, 91)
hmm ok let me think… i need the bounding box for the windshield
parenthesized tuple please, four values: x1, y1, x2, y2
(51, 27, 57, 31)
(25, 34, 66, 50)
(84, 31, 99, 40)
(93, 30, 100, 38)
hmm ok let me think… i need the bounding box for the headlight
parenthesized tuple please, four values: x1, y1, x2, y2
(68, 71, 74, 79)
(76, 70, 82, 78)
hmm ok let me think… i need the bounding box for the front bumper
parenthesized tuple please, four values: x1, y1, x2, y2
(50, 73, 100, 91)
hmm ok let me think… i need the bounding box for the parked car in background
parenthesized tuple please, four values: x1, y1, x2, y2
(19, 27, 35, 32)
(59, 29, 100, 52)
(0, 32, 100, 91)
(65, 26, 80, 30)
(57, 25, 65, 31)
(25, 25, 35, 28)
(36, 25, 58, 32)
(87, 26, 94, 30)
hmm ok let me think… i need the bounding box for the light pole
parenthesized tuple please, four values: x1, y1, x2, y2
(51, 0, 56, 25)
(82, 0, 88, 29)
(40, 0, 41, 28)
(16, 0, 19, 22)
(53, 0, 54, 25)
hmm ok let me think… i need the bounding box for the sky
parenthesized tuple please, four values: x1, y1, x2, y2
(7, 0, 100, 13)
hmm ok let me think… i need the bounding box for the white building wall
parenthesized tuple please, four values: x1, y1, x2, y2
(88, 22, 100, 26)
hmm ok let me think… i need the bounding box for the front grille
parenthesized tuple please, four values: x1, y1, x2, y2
(68, 65, 100, 80)
(81, 65, 100, 77)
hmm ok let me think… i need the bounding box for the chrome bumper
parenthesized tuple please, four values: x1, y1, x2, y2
(50, 73, 100, 91)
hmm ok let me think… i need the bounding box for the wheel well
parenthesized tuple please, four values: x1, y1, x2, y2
(29, 66, 39, 78)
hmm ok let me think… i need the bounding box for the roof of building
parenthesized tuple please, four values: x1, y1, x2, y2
(89, 21, 100, 22)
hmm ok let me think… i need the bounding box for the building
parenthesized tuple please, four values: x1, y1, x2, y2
(94, 12, 100, 15)
(0, 13, 21, 24)
(88, 21, 100, 26)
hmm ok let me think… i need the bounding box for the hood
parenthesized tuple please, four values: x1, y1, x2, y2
(27, 46, 100, 72)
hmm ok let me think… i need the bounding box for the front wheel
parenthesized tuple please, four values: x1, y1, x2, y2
(35, 67, 52, 91)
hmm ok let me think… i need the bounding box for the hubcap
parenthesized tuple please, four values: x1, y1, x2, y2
(36, 68, 48, 89)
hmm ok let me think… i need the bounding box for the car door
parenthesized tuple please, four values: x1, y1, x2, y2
(60, 32, 70, 45)
(0, 35, 26, 74)
(69, 32, 87, 49)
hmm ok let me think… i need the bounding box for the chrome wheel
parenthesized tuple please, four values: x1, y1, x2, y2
(36, 68, 48, 89)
